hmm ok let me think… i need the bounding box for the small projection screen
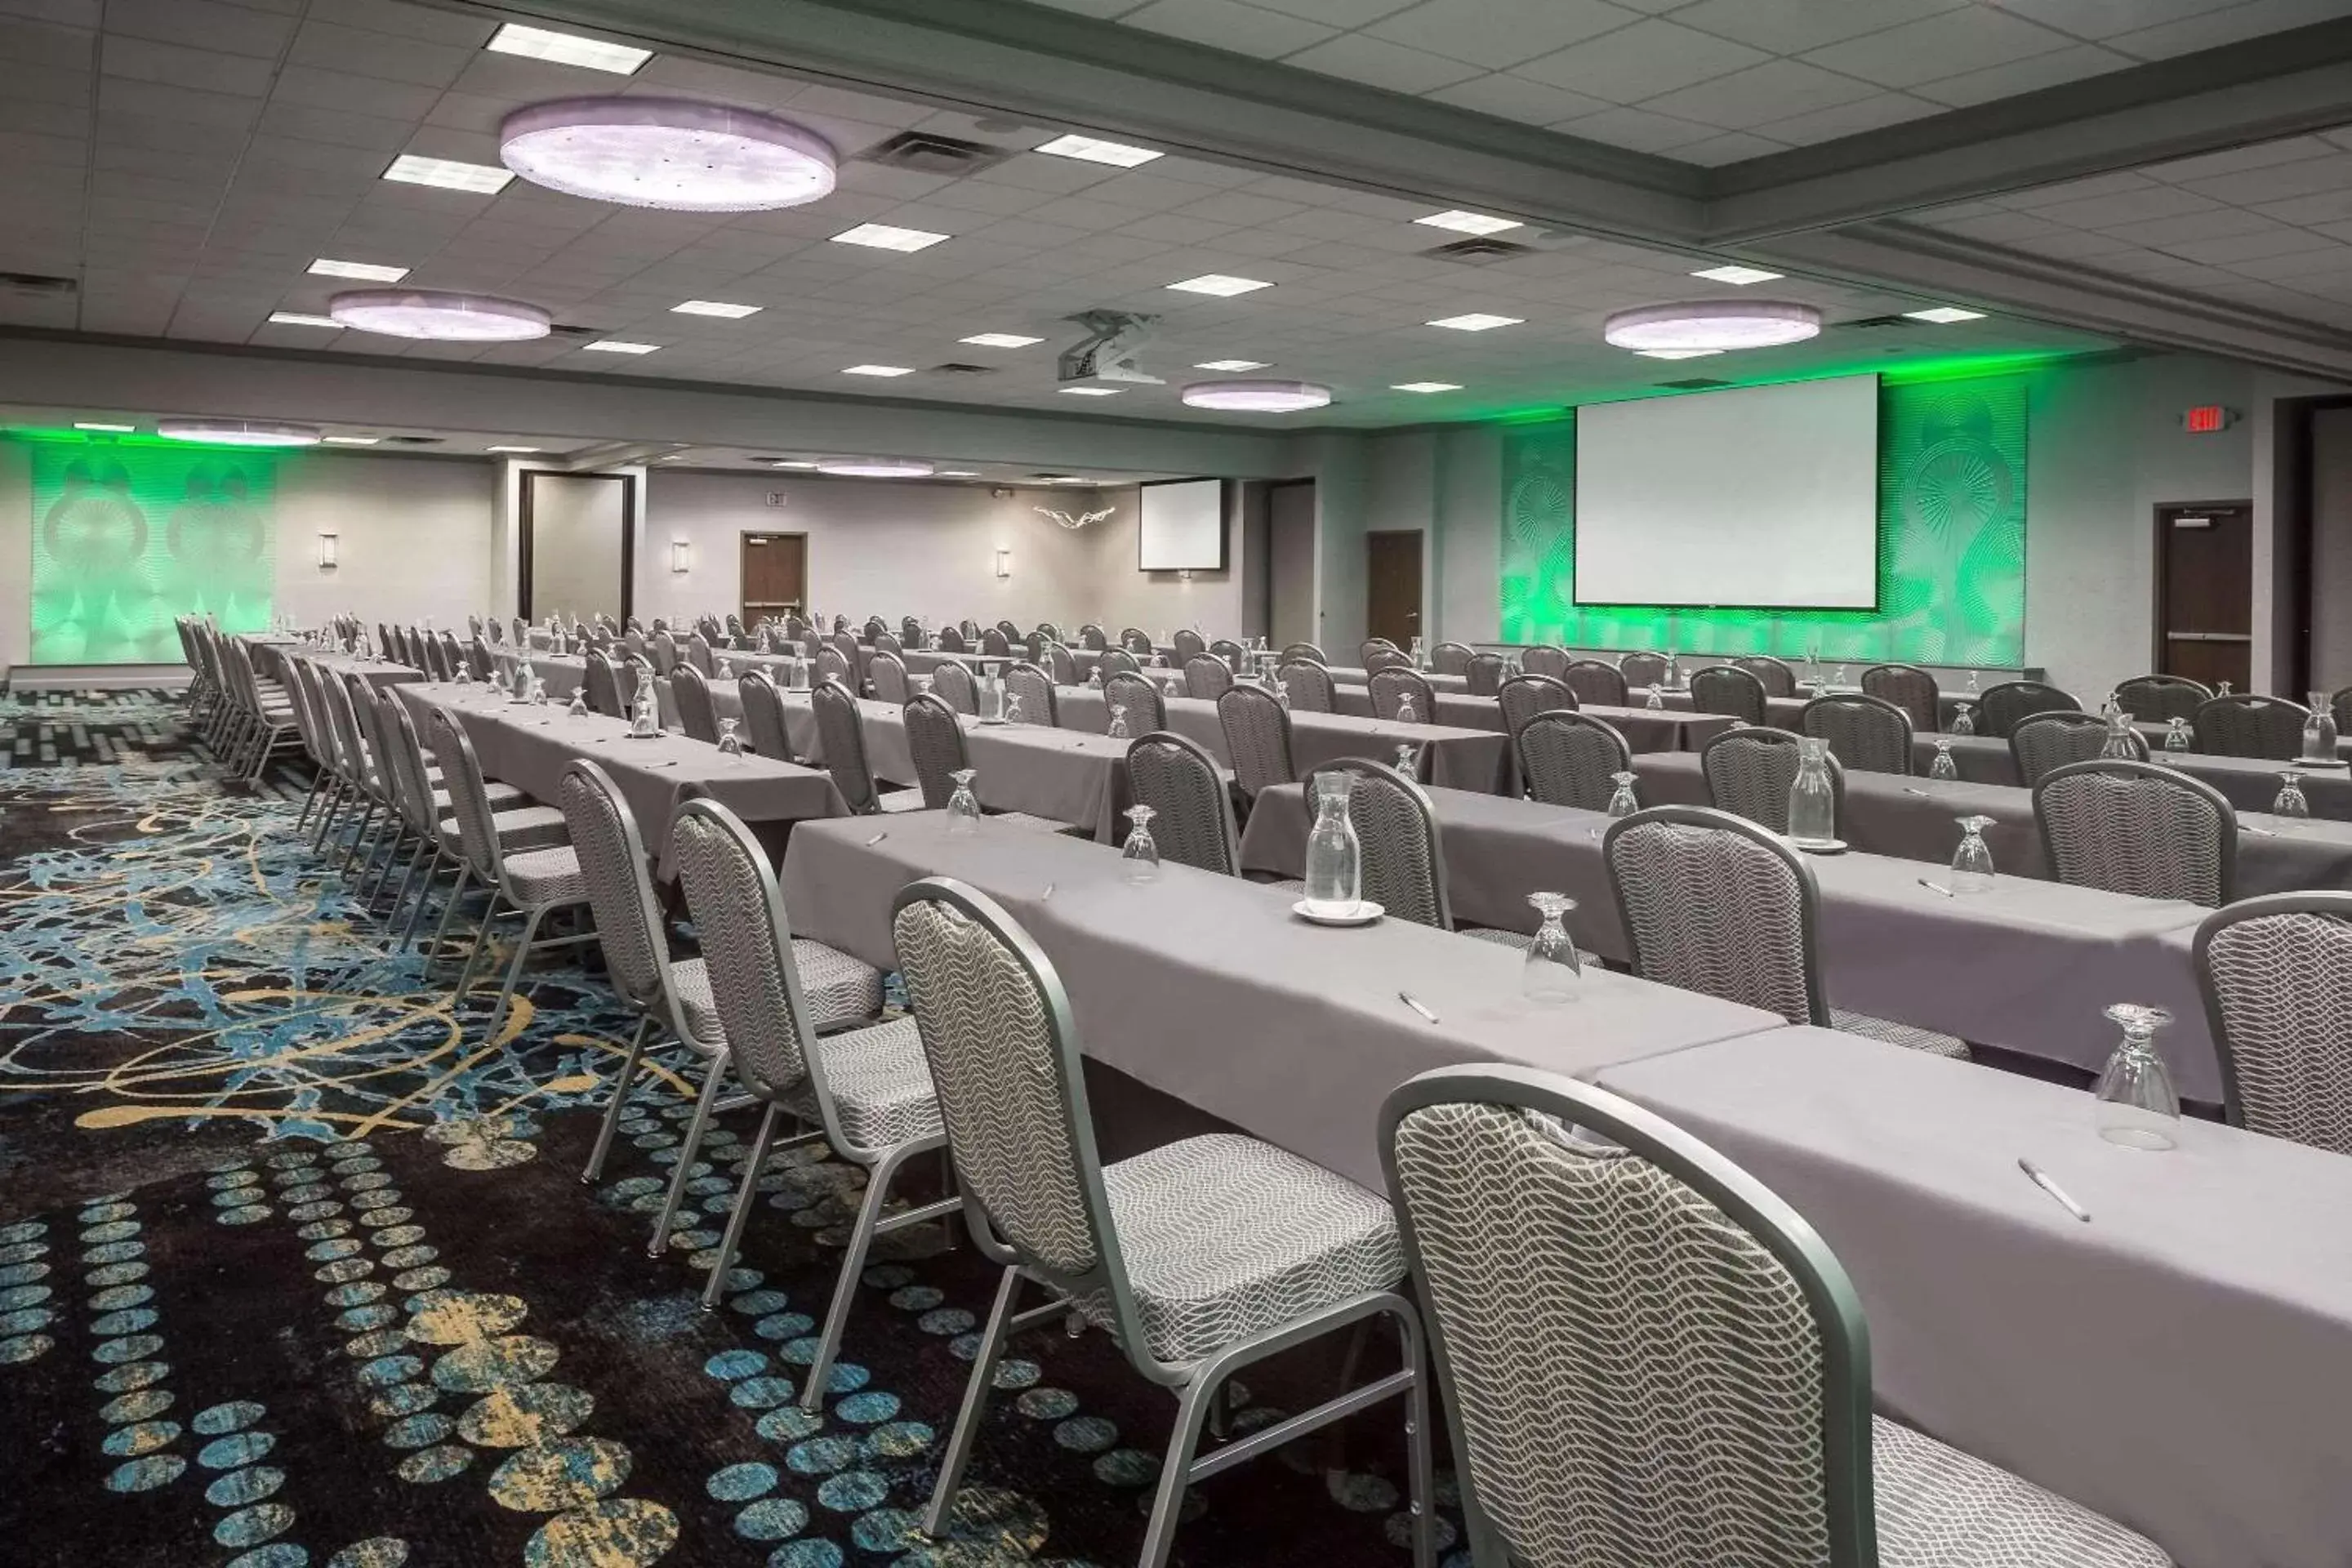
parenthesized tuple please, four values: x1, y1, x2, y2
(1138, 479, 1227, 572)
(1574, 373, 1879, 610)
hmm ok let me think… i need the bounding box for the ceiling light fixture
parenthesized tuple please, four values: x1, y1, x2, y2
(1181, 379, 1330, 412)
(1690, 264, 1783, 285)
(960, 332, 1043, 348)
(1905, 305, 1987, 323)
(309, 257, 410, 283)
(1604, 300, 1820, 352)
(672, 299, 761, 318)
(1036, 133, 1161, 167)
(1427, 313, 1522, 332)
(830, 222, 949, 252)
(1635, 348, 1723, 360)
(330, 290, 551, 341)
(764, 459, 820, 468)
(843, 364, 914, 377)
(938, 469, 980, 477)
(1167, 274, 1271, 296)
(583, 340, 659, 354)
(74, 421, 135, 433)
(1391, 381, 1462, 394)
(501, 98, 837, 212)
(486, 22, 652, 75)
(323, 435, 380, 445)
(1194, 359, 1267, 372)
(382, 154, 514, 194)
(817, 458, 934, 478)
(488, 445, 541, 452)
(158, 419, 321, 448)
(1417, 210, 1521, 236)
(1059, 386, 1122, 396)
(267, 311, 344, 328)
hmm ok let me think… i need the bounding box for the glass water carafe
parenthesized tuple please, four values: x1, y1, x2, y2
(1786, 737, 1838, 847)
(1408, 635, 1428, 670)
(513, 657, 536, 701)
(2303, 692, 2339, 762)
(2095, 1004, 2179, 1151)
(1107, 703, 1129, 741)
(1303, 773, 1362, 918)
(1521, 893, 1584, 1003)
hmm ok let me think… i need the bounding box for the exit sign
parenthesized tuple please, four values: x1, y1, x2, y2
(2183, 404, 2237, 433)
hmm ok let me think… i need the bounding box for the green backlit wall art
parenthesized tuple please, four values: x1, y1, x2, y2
(1499, 372, 2027, 665)
(24, 439, 278, 665)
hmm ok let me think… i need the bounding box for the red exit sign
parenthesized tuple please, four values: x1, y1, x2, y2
(2183, 404, 2238, 433)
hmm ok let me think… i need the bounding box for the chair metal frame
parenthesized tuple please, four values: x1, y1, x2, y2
(1977, 679, 2080, 738)
(1860, 662, 1938, 734)
(2193, 692, 2310, 761)
(1104, 670, 1165, 736)
(1497, 673, 1576, 737)
(2009, 710, 2132, 786)
(1368, 666, 1437, 723)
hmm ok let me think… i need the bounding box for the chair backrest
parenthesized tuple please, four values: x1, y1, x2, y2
(1183, 654, 1232, 701)
(1800, 693, 1913, 777)
(1619, 650, 1668, 689)
(1217, 684, 1294, 799)
(1604, 805, 1824, 1027)
(1690, 665, 1766, 725)
(979, 626, 1012, 657)
(2114, 674, 2210, 724)
(1280, 641, 1325, 666)
(1977, 679, 2078, 738)
(671, 662, 720, 742)
(1361, 645, 1410, 675)
(465, 638, 493, 681)
(648, 631, 678, 676)
(2034, 759, 2235, 906)
(583, 651, 624, 718)
(278, 657, 330, 769)
(811, 678, 880, 814)
(930, 660, 977, 715)
(1358, 637, 1396, 669)
(1379, 1067, 1874, 1568)
(1278, 659, 1334, 714)
(1520, 644, 1568, 681)
(1733, 655, 1797, 698)
(2332, 684, 2352, 737)
(872, 630, 902, 658)
(1498, 673, 1575, 737)
(936, 624, 967, 653)
(1464, 653, 1508, 697)
(1860, 663, 1937, 733)
(738, 670, 791, 761)
(1171, 628, 1207, 663)
(1516, 711, 1632, 812)
(1699, 727, 1842, 836)
(2194, 693, 2309, 760)
(1368, 666, 1435, 723)
(2009, 710, 2127, 786)
(816, 645, 853, 689)
(1208, 637, 1244, 666)
(375, 689, 442, 835)
(670, 800, 826, 1107)
(1045, 642, 1077, 685)
(557, 760, 696, 1031)
(1303, 759, 1450, 930)
(426, 708, 510, 883)
(1126, 732, 1241, 875)
(1103, 670, 1165, 735)
(902, 693, 971, 809)
(1561, 658, 1628, 709)
(869, 650, 911, 706)
(1431, 640, 1475, 676)
(1021, 630, 1048, 665)
(1003, 661, 1058, 726)
(1078, 623, 1107, 651)
(484, 617, 505, 644)
(685, 632, 715, 676)
(2195, 892, 2352, 1154)
(1120, 626, 1153, 655)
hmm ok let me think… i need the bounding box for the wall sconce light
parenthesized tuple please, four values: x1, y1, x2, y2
(317, 531, 338, 571)
(670, 539, 690, 573)
(994, 547, 1012, 579)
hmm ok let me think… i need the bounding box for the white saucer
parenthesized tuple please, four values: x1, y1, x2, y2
(1790, 837, 1849, 855)
(1293, 899, 1384, 927)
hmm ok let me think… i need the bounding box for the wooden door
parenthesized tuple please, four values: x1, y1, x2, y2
(2155, 503, 2252, 691)
(1366, 530, 1423, 648)
(741, 532, 806, 626)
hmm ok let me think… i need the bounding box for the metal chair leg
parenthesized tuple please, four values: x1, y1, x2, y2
(402, 850, 448, 951)
(701, 1102, 782, 1309)
(1138, 1373, 1226, 1568)
(922, 1265, 1023, 1537)
(647, 1051, 731, 1258)
(451, 890, 506, 1000)
(425, 866, 474, 977)
(581, 1013, 655, 1184)
(797, 1140, 919, 1403)
(293, 768, 327, 831)
(480, 902, 545, 1044)
(339, 800, 379, 873)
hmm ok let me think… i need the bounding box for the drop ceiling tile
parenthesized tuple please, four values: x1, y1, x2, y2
(1982, 0, 2240, 39)
(1118, 213, 1237, 244)
(1513, 19, 1768, 102)
(2105, 0, 2352, 59)
(2175, 153, 2352, 207)
(105, 0, 295, 58)
(100, 35, 277, 96)
(0, 60, 92, 113)
(1281, 32, 1487, 92)
(2026, 185, 2222, 229)
(2163, 228, 2346, 265)
(1418, 71, 1611, 125)
(1751, 90, 1942, 146)
(285, 20, 474, 88)
(2002, 229, 2140, 259)
(0, 0, 98, 24)
(1909, 42, 2136, 105)
(1009, 0, 1153, 17)
(1638, 58, 1882, 131)
(0, 94, 89, 139)
(2227, 243, 2352, 281)
(2252, 191, 2352, 227)
(271, 65, 444, 122)
(1361, 0, 1637, 70)
(252, 101, 414, 151)
(1550, 104, 1722, 153)
(1803, 7, 2074, 89)
(1995, 169, 2158, 208)
(1120, 0, 1340, 56)
(969, 153, 1122, 194)
(301, 0, 487, 46)
(2096, 207, 2280, 245)
(1913, 208, 2074, 243)
(98, 76, 264, 131)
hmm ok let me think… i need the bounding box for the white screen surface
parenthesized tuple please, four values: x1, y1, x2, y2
(1574, 374, 1879, 609)
(1138, 479, 1225, 572)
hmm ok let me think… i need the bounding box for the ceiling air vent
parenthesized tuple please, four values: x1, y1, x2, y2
(1840, 314, 1922, 329)
(546, 323, 599, 339)
(383, 434, 444, 446)
(0, 271, 78, 295)
(861, 131, 1013, 176)
(931, 363, 995, 375)
(1655, 377, 1731, 390)
(1423, 237, 1535, 265)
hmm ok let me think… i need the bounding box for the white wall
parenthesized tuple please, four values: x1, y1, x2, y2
(1080, 483, 1246, 639)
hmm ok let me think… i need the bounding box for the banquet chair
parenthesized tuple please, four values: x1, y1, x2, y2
(465, 639, 494, 682)
(1734, 653, 1799, 698)
(936, 624, 967, 653)
(1218, 684, 1294, 800)
(871, 630, 902, 658)
(1077, 623, 1108, 651)
(1280, 641, 1325, 666)
(1361, 640, 1408, 675)
(863, 616, 888, 640)
(2332, 685, 2352, 737)
(1619, 650, 1669, 690)
(1208, 637, 1245, 669)
(738, 670, 795, 762)
(439, 630, 466, 680)
(816, 645, 853, 691)
(372, 692, 526, 936)
(1120, 626, 1153, 656)
(1690, 665, 1768, 726)
(1977, 679, 2079, 738)
(1431, 640, 1475, 677)
(980, 626, 1013, 657)
(1464, 653, 1508, 696)
(1127, 732, 1265, 882)
(1022, 630, 1048, 665)
(2011, 711, 2135, 786)
(222, 639, 302, 781)
(893, 877, 1433, 1568)
(1498, 672, 1575, 736)
(1045, 642, 1078, 685)
(1801, 693, 1914, 776)
(1521, 644, 1568, 680)
(2194, 693, 2308, 760)
(1279, 659, 1334, 714)
(830, 629, 862, 674)
(813, 678, 924, 814)
(1516, 711, 1633, 813)
(1701, 726, 1845, 836)
(1104, 670, 1165, 737)
(926, 661, 975, 716)
(648, 631, 679, 676)
(484, 617, 505, 644)
(901, 617, 924, 645)
(278, 658, 338, 834)
(288, 658, 364, 850)
(1561, 657, 1628, 709)
(2114, 674, 2210, 725)
(1379, 1067, 2162, 1568)
(1183, 655, 1233, 702)
(1860, 662, 1939, 733)
(902, 694, 1073, 831)
(870, 651, 911, 706)
(2035, 760, 2235, 907)
(992, 617, 1021, 641)
(672, 662, 721, 743)
(1098, 648, 1141, 679)
(1172, 628, 1207, 664)
(959, 618, 982, 643)
(1303, 760, 1528, 947)
(511, 616, 528, 648)
(1003, 661, 1058, 726)
(583, 651, 626, 719)
(1605, 806, 1968, 1058)
(1369, 666, 1437, 724)
(2194, 892, 2352, 1155)
(344, 680, 426, 898)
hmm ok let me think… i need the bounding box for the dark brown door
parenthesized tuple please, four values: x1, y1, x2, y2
(741, 532, 806, 626)
(2156, 503, 2252, 692)
(1366, 530, 1423, 648)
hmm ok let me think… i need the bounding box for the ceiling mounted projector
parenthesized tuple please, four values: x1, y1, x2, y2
(1058, 309, 1165, 390)
(1604, 300, 1821, 352)
(1181, 379, 1330, 412)
(501, 97, 837, 212)
(329, 291, 551, 341)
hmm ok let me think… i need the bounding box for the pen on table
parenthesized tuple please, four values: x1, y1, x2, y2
(1040, 883, 1054, 901)
(864, 830, 888, 845)
(1916, 877, 1956, 898)
(2017, 1158, 2091, 1223)
(1398, 991, 1439, 1024)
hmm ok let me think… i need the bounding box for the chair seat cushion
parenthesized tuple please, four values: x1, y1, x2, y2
(1833, 1009, 1972, 1061)
(877, 788, 929, 813)
(667, 957, 725, 1049)
(1089, 1134, 1403, 1367)
(439, 804, 568, 856)
(1873, 1415, 2167, 1566)
(501, 844, 587, 905)
(1461, 925, 1535, 951)
(793, 938, 884, 1029)
(793, 1017, 942, 1152)
(431, 782, 525, 816)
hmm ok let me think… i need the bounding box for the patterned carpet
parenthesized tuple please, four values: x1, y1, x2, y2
(0, 690, 1451, 1568)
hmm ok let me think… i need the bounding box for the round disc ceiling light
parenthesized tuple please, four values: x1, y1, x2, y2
(1603, 300, 1821, 352)
(157, 419, 321, 447)
(501, 97, 838, 212)
(1181, 379, 1332, 412)
(816, 458, 934, 479)
(329, 290, 551, 341)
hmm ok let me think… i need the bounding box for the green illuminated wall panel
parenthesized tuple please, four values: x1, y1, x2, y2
(24, 440, 278, 665)
(1499, 373, 2026, 665)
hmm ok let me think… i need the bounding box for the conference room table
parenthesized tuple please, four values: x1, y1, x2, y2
(1051, 684, 1512, 793)
(780, 812, 1787, 1191)
(1595, 1026, 2352, 1568)
(1237, 782, 2223, 1101)
(1898, 732, 2352, 817)
(1657, 685, 1975, 731)
(289, 649, 428, 692)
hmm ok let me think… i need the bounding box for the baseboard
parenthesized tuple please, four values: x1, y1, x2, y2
(6, 665, 194, 693)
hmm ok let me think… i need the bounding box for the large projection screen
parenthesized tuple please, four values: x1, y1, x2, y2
(1138, 479, 1227, 572)
(1574, 374, 1879, 610)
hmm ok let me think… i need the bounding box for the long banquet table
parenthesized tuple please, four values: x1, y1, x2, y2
(1049, 686, 1512, 791)
(287, 649, 426, 692)
(1597, 1026, 2352, 1568)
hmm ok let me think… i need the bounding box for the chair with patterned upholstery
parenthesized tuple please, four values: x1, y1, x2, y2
(1561, 658, 1628, 709)
(1208, 637, 1245, 669)
(871, 630, 903, 659)
(1097, 647, 1141, 679)
(813, 678, 924, 815)
(929, 661, 978, 716)
(1218, 684, 1294, 800)
(582, 650, 625, 719)
(1498, 673, 1575, 737)
(1045, 642, 1078, 685)
(1464, 653, 1508, 696)
(898, 694, 1070, 831)
(2010, 711, 2133, 786)
(1120, 626, 1154, 656)
(1020, 630, 1048, 666)
(1077, 623, 1108, 651)
(667, 662, 718, 743)
(738, 670, 794, 761)
(869, 650, 911, 706)
(1690, 665, 1767, 725)
(1516, 711, 1633, 813)
(815, 644, 853, 692)
(1370, 666, 1437, 724)
(1379, 1066, 2164, 1568)
(1860, 662, 1939, 733)
(1104, 670, 1165, 737)
(1359, 638, 1396, 667)
(1171, 628, 1208, 665)
(1183, 655, 1233, 702)
(2111, 674, 2209, 726)
(1302, 760, 1527, 947)
(1977, 679, 2079, 738)
(936, 624, 967, 653)
(2195, 892, 2352, 1155)
(648, 631, 679, 676)
(1733, 654, 1797, 698)
(1127, 732, 1254, 881)
(1700, 726, 1844, 836)
(1521, 644, 1568, 681)
(2194, 693, 2309, 760)
(1605, 805, 1969, 1058)
(1619, 650, 1669, 691)
(1431, 641, 1475, 677)
(465, 638, 494, 682)
(1801, 693, 1913, 776)
(2036, 760, 2235, 906)
(2332, 685, 2352, 737)
(1003, 661, 1058, 727)
(1363, 645, 1411, 675)
(1281, 641, 1325, 666)
(1279, 659, 1335, 713)
(980, 626, 1013, 657)
(683, 632, 715, 677)
(894, 876, 1434, 1568)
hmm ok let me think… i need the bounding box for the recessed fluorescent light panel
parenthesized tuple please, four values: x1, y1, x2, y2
(323, 436, 380, 445)
(1195, 359, 1267, 372)
(1391, 381, 1462, 393)
(831, 223, 949, 252)
(1060, 386, 1122, 396)
(382, 154, 514, 194)
(74, 421, 135, 432)
(583, 340, 659, 354)
(1906, 305, 1987, 323)
(309, 257, 409, 283)
(1635, 348, 1723, 360)
(1036, 133, 1161, 167)
(672, 300, 761, 318)
(843, 364, 914, 377)
(959, 332, 1043, 348)
(268, 311, 344, 328)
(486, 22, 652, 74)
(765, 459, 820, 468)
(1167, 274, 1271, 296)
(488, 445, 541, 452)
(1416, 210, 1520, 236)
(1426, 313, 1521, 332)
(938, 469, 980, 477)
(1690, 264, 1783, 285)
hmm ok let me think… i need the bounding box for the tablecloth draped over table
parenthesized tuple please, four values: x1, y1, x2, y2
(278, 649, 424, 691)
